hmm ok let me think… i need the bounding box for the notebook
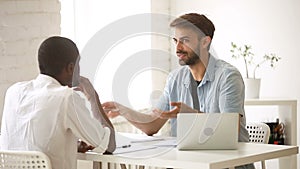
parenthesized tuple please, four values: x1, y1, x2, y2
(177, 113, 239, 150)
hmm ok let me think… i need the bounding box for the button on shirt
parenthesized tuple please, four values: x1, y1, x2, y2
(156, 55, 249, 142)
(0, 74, 110, 169)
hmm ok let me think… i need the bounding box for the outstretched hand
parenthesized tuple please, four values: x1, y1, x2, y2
(102, 101, 121, 118)
(158, 102, 198, 119)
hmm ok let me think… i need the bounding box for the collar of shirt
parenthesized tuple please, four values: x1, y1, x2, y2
(183, 54, 217, 88)
(35, 74, 62, 86)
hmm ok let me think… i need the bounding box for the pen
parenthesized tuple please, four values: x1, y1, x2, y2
(117, 144, 131, 148)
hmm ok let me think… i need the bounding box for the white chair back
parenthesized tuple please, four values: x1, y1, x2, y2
(0, 150, 52, 169)
(246, 122, 270, 144)
(246, 122, 271, 169)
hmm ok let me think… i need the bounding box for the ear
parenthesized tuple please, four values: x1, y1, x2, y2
(200, 36, 211, 49)
(66, 62, 75, 75)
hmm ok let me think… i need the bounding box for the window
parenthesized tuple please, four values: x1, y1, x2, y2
(61, 0, 152, 110)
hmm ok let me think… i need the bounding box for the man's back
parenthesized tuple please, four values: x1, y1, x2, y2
(0, 74, 110, 169)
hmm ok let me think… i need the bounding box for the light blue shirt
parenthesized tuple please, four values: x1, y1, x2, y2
(156, 55, 249, 142)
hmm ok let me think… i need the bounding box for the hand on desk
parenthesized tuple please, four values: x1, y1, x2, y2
(77, 140, 95, 153)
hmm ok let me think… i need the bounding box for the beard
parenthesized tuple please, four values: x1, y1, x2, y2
(178, 47, 201, 66)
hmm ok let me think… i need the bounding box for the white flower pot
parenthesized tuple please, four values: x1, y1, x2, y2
(244, 78, 261, 99)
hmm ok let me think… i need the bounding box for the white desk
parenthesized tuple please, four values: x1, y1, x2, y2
(78, 143, 298, 169)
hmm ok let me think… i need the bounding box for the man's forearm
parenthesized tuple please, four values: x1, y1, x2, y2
(115, 104, 167, 136)
(89, 91, 116, 152)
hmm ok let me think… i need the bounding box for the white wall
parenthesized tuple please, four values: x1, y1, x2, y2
(170, 0, 300, 97)
(169, 0, 300, 167)
(0, 0, 61, 125)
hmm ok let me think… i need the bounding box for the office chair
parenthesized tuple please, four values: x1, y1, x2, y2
(246, 122, 271, 169)
(0, 150, 52, 169)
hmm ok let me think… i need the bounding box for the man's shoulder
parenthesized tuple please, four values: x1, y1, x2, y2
(215, 59, 241, 75)
(215, 59, 236, 69)
(209, 59, 243, 86)
(7, 80, 33, 93)
(8, 78, 74, 96)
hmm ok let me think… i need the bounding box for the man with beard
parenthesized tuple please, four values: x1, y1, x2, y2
(103, 13, 253, 169)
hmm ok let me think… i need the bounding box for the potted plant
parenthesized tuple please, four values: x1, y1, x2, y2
(230, 42, 281, 98)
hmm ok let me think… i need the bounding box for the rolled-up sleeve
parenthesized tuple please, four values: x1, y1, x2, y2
(92, 127, 110, 153)
(65, 91, 111, 153)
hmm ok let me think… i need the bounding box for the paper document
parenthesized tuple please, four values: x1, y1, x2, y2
(117, 132, 165, 143)
(114, 132, 175, 154)
(153, 138, 177, 147)
(113, 145, 157, 154)
(116, 132, 131, 147)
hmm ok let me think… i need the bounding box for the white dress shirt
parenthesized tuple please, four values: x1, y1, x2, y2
(0, 74, 110, 169)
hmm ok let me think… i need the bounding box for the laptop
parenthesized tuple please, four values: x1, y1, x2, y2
(177, 113, 239, 150)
